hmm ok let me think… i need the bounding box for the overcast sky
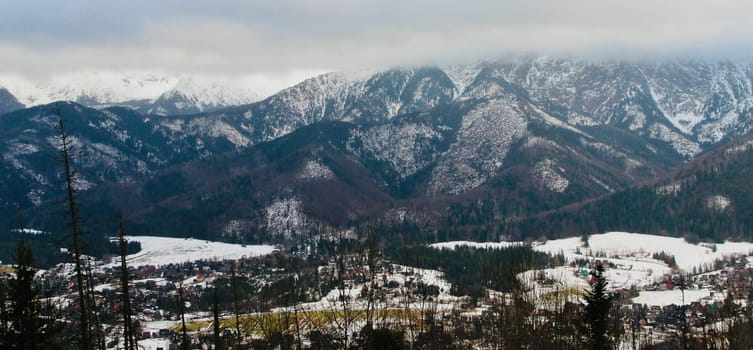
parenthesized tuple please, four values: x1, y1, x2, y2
(1, 0, 752, 83)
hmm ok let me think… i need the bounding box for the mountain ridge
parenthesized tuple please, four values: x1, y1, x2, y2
(3, 57, 753, 243)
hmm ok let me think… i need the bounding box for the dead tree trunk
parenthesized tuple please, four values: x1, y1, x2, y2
(56, 108, 93, 350)
(179, 283, 189, 350)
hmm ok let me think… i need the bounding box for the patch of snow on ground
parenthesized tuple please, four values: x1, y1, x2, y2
(656, 183, 681, 195)
(625, 105, 647, 130)
(706, 195, 732, 212)
(632, 289, 723, 307)
(298, 159, 336, 181)
(134, 338, 173, 350)
(7, 142, 39, 156)
(532, 105, 590, 137)
(532, 159, 569, 193)
(724, 140, 753, 155)
(11, 228, 47, 235)
(648, 123, 702, 157)
(189, 117, 250, 147)
(72, 176, 93, 191)
(567, 113, 599, 127)
(697, 111, 743, 144)
(430, 241, 522, 250)
(265, 198, 307, 238)
(103, 236, 275, 268)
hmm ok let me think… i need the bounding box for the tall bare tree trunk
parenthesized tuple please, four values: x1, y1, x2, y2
(213, 287, 223, 350)
(231, 263, 241, 346)
(179, 283, 189, 350)
(56, 107, 93, 350)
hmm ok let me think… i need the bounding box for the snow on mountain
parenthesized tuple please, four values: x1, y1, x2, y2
(533, 159, 569, 193)
(297, 159, 336, 182)
(147, 76, 260, 115)
(0, 71, 176, 106)
(460, 57, 753, 149)
(350, 122, 445, 180)
(0, 71, 264, 114)
(265, 197, 308, 238)
(6, 57, 753, 234)
(647, 123, 702, 157)
(641, 62, 753, 140)
(441, 63, 483, 96)
(427, 97, 528, 195)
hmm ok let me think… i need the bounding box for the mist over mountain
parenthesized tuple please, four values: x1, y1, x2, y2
(0, 72, 263, 116)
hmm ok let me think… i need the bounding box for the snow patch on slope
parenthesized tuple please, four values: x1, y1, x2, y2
(428, 98, 527, 195)
(265, 198, 307, 238)
(442, 63, 482, 96)
(648, 123, 701, 157)
(352, 123, 443, 179)
(298, 160, 336, 181)
(706, 195, 732, 212)
(533, 159, 569, 193)
(724, 140, 753, 155)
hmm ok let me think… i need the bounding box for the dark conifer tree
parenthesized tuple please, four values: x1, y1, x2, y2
(179, 283, 189, 350)
(230, 263, 241, 346)
(118, 218, 136, 350)
(584, 262, 612, 350)
(0, 277, 8, 341)
(7, 234, 44, 349)
(212, 287, 223, 350)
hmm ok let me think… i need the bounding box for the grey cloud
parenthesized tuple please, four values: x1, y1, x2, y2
(1, 0, 752, 80)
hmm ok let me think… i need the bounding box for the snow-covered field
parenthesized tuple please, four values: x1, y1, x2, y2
(531, 232, 753, 272)
(133, 338, 172, 350)
(105, 236, 276, 268)
(432, 232, 753, 273)
(431, 232, 753, 305)
(631, 289, 724, 307)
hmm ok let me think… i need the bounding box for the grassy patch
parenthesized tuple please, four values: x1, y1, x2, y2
(176, 308, 425, 336)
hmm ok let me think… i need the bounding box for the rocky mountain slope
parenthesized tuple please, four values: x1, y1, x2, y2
(2, 57, 753, 241)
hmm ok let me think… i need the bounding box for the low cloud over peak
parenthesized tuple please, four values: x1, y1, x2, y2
(1, 0, 751, 81)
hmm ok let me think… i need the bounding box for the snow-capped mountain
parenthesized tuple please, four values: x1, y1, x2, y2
(146, 77, 259, 116)
(448, 58, 753, 155)
(3, 57, 753, 241)
(1, 71, 176, 106)
(0, 72, 262, 115)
